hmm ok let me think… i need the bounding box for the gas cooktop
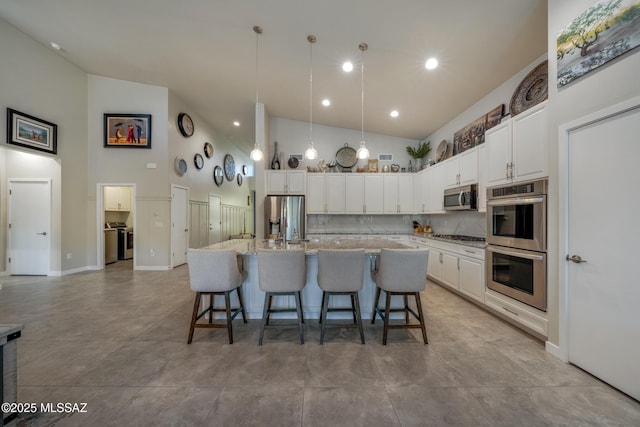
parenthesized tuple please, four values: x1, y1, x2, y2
(430, 234, 486, 242)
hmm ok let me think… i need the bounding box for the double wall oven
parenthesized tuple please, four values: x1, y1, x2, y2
(486, 179, 547, 311)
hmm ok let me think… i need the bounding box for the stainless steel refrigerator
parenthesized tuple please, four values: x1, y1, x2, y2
(264, 195, 305, 241)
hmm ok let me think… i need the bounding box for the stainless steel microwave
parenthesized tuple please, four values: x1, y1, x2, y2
(443, 184, 477, 211)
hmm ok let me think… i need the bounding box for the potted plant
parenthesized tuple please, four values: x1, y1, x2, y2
(406, 140, 431, 170)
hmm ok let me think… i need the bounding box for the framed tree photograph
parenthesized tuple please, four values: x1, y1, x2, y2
(104, 113, 152, 148)
(367, 159, 379, 173)
(7, 108, 58, 155)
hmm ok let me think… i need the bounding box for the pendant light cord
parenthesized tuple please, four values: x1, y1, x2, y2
(359, 43, 367, 143)
(308, 35, 316, 147)
(254, 26, 261, 104)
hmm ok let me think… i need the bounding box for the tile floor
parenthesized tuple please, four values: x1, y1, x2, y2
(1, 260, 639, 426)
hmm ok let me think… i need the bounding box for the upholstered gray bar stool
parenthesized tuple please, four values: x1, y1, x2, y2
(317, 249, 366, 344)
(371, 248, 429, 345)
(256, 249, 306, 345)
(187, 249, 247, 344)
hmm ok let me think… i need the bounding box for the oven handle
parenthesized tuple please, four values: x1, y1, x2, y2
(487, 197, 544, 206)
(487, 246, 544, 261)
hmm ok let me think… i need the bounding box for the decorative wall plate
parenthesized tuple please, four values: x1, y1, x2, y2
(213, 165, 224, 186)
(435, 140, 452, 163)
(203, 142, 213, 158)
(335, 143, 357, 168)
(242, 164, 248, 175)
(224, 154, 235, 181)
(510, 60, 548, 117)
(194, 153, 204, 169)
(177, 112, 194, 137)
(287, 157, 299, 169)
(237, 174, 243, 186)
(175, 156, 188, 175)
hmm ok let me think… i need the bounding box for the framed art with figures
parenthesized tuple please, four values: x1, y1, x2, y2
(104, 113, 152, 148)
(7, 108, 57, 155)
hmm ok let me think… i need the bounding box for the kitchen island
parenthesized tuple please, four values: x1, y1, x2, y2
(199, 238, 413, 319)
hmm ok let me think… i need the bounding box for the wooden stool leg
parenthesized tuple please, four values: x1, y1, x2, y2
(320, 291, 330, 345)
(224, 291, 233, 344)
(404, 294, 410, 324)
(259, 293, 270, 346)
(208, 293, 214, 324)
(414, 292, 428, 344)
(297, 291, 305, 324)
(295, 291, 305, 344)
(319, 291, 326, 324)
(353, 292, 365, 345)
(350, 294, 357, 323)
(371, 286, 381, 324)
(237, 285, 247, 323)
(265, 295, 273, 325)
(383, 291, 391, 345)
(188, 292, 201, 344)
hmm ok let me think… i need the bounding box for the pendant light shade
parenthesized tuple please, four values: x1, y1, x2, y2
(250, 25, 264, 162)
(304, 35, 318, 160)
(356, 42, 369, 160)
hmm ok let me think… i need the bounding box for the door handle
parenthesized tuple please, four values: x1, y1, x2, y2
(566, 254, 587, 263)
(37, 232, 47, 235)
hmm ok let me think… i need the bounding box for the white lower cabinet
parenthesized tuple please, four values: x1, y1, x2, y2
(484, 290, 548, 337)
(458, 247, 485, 303)
(441, 252, 459, 290)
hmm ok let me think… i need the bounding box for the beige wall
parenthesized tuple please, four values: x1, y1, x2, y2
(0, 17, 87, 275)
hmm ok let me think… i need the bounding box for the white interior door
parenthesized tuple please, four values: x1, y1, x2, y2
(208, 194, 221, 244)
(171, 185, 188, 267)
(8, 179, 51, 275)
(567, 104, 640, 400)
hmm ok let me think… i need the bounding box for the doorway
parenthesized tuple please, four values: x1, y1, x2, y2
(97, 183, 135, 270)
(171, 185, 188, 267)
(7, 179, 51, 275)
(560, 96, 640, 401)
(208, 194, 221, 244)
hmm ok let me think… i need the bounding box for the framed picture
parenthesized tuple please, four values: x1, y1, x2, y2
(6, 108, 58, 155)
(367, 159, 379, 173)
(104, 114, 152, 148)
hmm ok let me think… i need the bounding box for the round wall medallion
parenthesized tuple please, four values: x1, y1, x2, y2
(237, 174, 243, 186)
(510, 60, 548, 117)
(213, 165, 224, 186)
(194, 153, 204, 170)
(175, 156, 188, 175)
(204, 142, 213, 158)
(288, 157, 299, 169)
(223, 154, 235, 181)
(177, 113, 194, 137)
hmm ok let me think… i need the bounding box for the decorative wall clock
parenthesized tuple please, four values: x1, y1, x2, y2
(224, 154, 236, 181)
(213, 166, 224, 186)
(177, 112, 194, 137)
(237, 174, 243, 186)
(194, 153, 204, 169)
(242, 164, 248, 175)
(203, 142, 213, 158)
(175, 156, 188, 175)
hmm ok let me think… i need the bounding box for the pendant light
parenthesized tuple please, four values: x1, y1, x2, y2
(250, 25, 264, 162)
(304, 35, 318, 160)
(356, 42, 369, 160)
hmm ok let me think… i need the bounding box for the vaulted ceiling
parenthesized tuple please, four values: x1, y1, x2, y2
(0, 0, 547, 151)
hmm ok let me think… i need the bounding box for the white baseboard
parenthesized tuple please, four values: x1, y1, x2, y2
(135, 265, 171, 271)
(545, 341, 567, 362)
(49, 265, 99, 276)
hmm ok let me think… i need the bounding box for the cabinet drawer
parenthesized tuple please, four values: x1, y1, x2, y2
(458, 246, 485, 260)
(485, 291, 548, 338)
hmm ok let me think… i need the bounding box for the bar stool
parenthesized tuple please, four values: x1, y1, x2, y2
(317, 249, 366, 344)
(371, 248, 429, 345)
(187, 249, 247, 344)
(256, 249, 306, 345)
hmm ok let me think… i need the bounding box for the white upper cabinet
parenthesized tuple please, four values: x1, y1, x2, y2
(344, 174, 383, 214)
(512, 102, 548, 182)
(443, 147, 478, 189)
(266, 170, 306, 194)
(427, 166, 445, 214)
(414, 169, 429, 214)
(307, 173, 346, 214)
(383, 174, 414, 214)
(477, 144, 487, 212)
(104, 186, 131, 211)
(486, 101, 548, 186)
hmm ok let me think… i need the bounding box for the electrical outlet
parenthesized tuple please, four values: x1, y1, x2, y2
(66, 252, 72, 259)
(150, 248, 155, 256)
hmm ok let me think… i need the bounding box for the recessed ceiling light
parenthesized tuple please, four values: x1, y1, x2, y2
(322, 99, 331, 107)
(49, 42, 61, 51)
(342, 61, 354, 72)
(425, 57, 438, 70)
(233, 121, 240, 127)
(390, 110, 399, 118)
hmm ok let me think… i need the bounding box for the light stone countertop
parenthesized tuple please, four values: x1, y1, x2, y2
(201, 238, 411, 255)
(0, 323, 23, 344)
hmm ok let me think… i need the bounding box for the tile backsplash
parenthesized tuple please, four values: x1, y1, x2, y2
(307, 211, 486, 237)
